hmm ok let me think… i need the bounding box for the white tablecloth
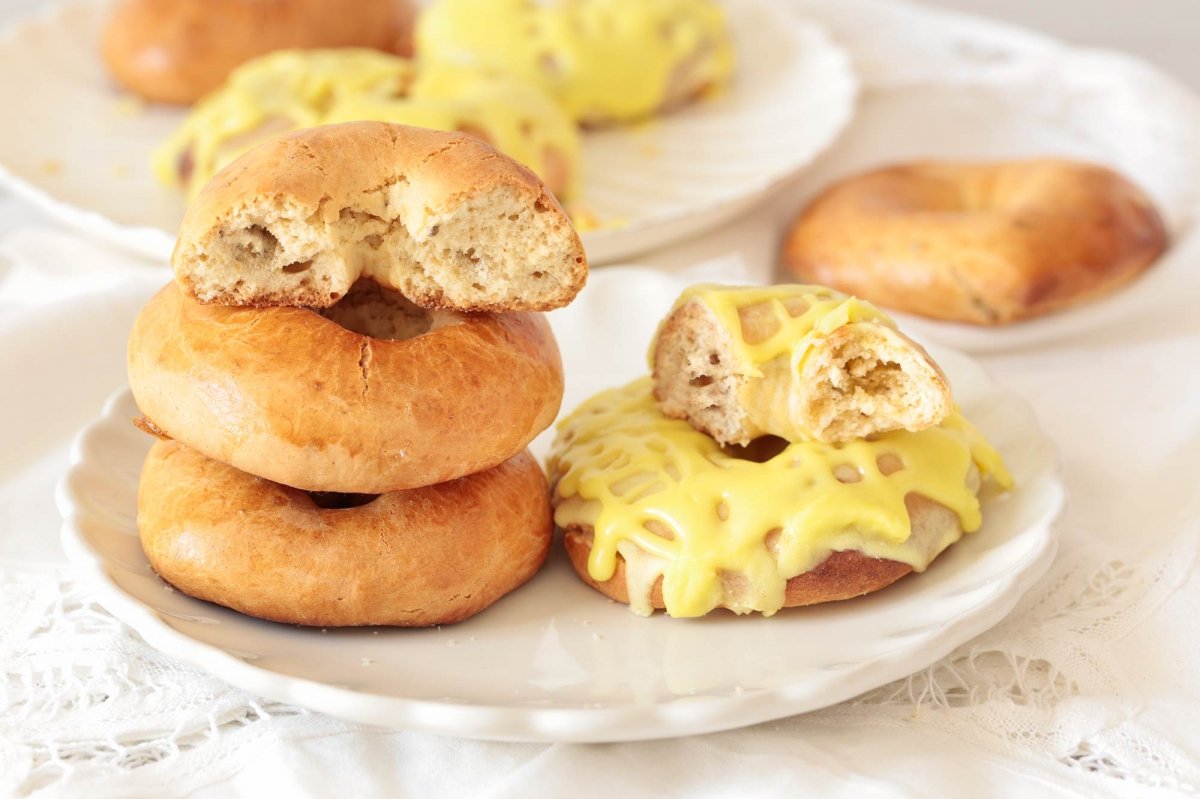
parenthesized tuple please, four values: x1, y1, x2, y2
(4, 1, 1200, 797)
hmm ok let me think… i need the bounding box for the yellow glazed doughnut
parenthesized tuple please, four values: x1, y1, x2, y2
(415, 0, 734, 125)
(549, 377, 1010, 617)
(153, 49, 580, 200)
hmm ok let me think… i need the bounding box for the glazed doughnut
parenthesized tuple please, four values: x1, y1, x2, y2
(128, 281, 563, 494)
(563, 496, 953, 612)
(153, 50, 580, 201)
(173, 122, 587, 312)
(781, 159, 1168, 325)
(102, 0, 415, 105)
(548, 377, 1010, 617)
(138, 440, 551, 627)
(651, 284, 951, 446)
(415, 0, 734, 125)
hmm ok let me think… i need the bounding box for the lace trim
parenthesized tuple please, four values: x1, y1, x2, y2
(0, 566, 352, 796)
(823, 531, 1200, 793)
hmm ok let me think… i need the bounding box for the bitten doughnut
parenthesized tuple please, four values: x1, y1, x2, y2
(139, 440, 551, 627)
(173, 122, 587, 312)
(129, 281, 563, 494)
(102, 0, 415, 105)
(781, 159, 1168, 325)
(651, 284, 951, 446)
(549, 377, 1009, 617)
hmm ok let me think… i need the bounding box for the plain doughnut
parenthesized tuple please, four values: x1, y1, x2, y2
(128, 281, 563, 493)
(138, 440, 552, 627)
(781, 159, 1168, 325)
(102, 0, 415, 105)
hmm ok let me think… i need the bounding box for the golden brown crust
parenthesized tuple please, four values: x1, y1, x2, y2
(781, 159, 1168, 325)
(138, 440, 552, 627)
(128, 282, 563, 493)
(562, 527, 913, 611)
(103, 0, 414, 105)
(173, 122, 587, 313)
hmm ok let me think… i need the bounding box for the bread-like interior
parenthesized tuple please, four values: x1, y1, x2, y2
(653, 299, 952, 445)
(173, 122, 587, 312)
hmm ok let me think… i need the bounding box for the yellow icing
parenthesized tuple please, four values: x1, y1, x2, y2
(415, 0, 735, 124)
(649, 284, 899, 443)
(153, 48, 580, 199)
(550, 378, 1012, 618)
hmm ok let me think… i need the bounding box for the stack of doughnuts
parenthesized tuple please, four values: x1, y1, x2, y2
(128, 121, 588, 627)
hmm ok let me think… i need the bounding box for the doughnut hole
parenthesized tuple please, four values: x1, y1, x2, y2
(308, 492, 380, 509)
(721, 435, 789, 463)
(318, 279, 454, 340)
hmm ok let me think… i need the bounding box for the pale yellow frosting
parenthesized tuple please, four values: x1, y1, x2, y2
(415, 0, 735, 124)
(550, 378, 1010, 617)
(153, 48, 580, 199)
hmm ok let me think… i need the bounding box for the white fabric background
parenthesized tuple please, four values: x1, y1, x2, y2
(4, 0, 1200, 797)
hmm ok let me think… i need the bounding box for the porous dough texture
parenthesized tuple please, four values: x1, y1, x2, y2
(781, 159, 1169, 324)
(172, 121, 587, 312)
(139, 440, 552, 627)
(652, 297, 952, 446)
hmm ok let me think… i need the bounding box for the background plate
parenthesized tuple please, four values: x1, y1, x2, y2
(0, 0, 857, 265)
(58, 267, 1064, 743)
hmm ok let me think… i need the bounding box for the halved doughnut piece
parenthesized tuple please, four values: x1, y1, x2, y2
(651, 285, 952, 446)
(128, 281, 563, 493)
(172, 121, 587, 312)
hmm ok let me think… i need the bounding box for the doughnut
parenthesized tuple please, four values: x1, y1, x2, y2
(153, 50, 580, 201)
(781, 159, 1168, 325)
(128, 281, 563, 494)
(651, 284, 951, 446)
(415, 0, 734, 126)
(548, 377, 1010, 617)
(138, 440, 551, 627)
(173, 122, 587, 312)
(102, 0, 415, 105)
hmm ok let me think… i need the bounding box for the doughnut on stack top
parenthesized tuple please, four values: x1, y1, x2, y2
(128, 122, 588, 627)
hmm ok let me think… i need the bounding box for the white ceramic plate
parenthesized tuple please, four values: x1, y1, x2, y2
(0, 0, 857, 265)
(58, 266, 1064, 743)
(767, 0, 1200, 353)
